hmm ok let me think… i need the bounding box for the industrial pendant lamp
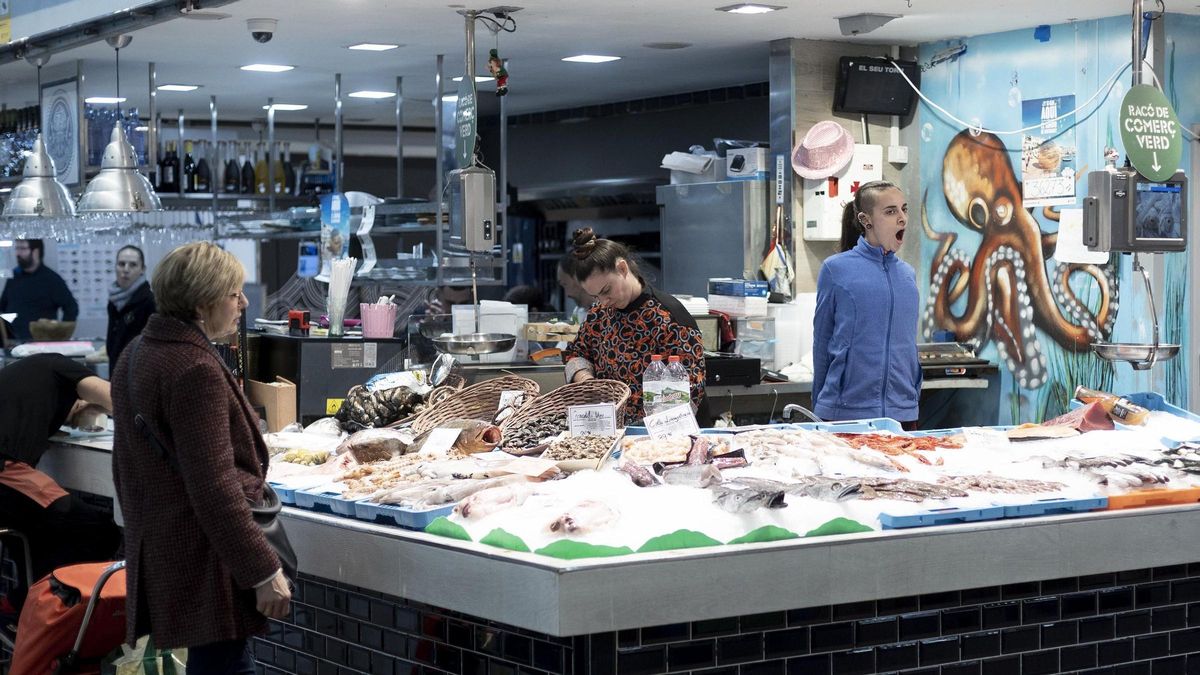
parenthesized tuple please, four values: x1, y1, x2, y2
(77, 34, 162, 213)
(2, 57, 76, 218)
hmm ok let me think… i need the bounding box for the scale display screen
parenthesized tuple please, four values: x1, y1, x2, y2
(1133, 180, 1183, 242)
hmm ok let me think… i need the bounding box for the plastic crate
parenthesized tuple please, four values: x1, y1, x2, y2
(268, 481, 298, 506)
(1000, 496, 1108, 518)
(354, 501, 456, 529)
(879, 504, 1006, 529)
(1105, 487, 1200, 510)
(294, 488, 360, 517)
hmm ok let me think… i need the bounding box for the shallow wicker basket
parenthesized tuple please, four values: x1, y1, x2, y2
(500, 379, 631, 436)
(29, 319, 76, 341)
(404, 375, 540, 433)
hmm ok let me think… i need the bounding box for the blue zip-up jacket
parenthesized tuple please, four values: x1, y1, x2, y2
(812, 236, 922, 422)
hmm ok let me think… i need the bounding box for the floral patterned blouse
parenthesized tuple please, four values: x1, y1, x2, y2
(564, 285, 706, 423)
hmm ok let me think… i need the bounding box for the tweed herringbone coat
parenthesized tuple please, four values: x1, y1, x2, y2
(112, 314, 280, 648)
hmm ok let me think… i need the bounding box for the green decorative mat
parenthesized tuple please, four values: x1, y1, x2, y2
(727, 525, 801, 545)
(804, 517, 873, 538)
(534, 540, 635, 560)
(479, 528, 531, 552)
(424, 516, 472, 541)
(637, 529, 723, 553)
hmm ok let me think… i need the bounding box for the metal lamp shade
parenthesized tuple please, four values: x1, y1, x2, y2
(1, 134, 76, 218)
(77, 124, 162, 213)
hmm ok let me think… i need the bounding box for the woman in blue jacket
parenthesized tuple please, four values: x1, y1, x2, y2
(812, 180, 922, 427)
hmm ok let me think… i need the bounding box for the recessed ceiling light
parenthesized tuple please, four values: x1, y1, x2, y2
(644, 42, 693, 50)
(348, 43, 399, 51)
(716, 3, 784, 14)
(157, 84, 200, 92)
(241, 64, 294, 73)
(452, 76, 494, 83)
(441, 94, 459, 102)
(562, 54, 621, 63)
(134, 126, 150, 131)
(262, 103, 308, 111)
(348, 90, 395, 99)
(85, 97, 126, 104)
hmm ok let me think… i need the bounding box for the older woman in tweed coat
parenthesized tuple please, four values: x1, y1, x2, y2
(111, 242, 290, 674)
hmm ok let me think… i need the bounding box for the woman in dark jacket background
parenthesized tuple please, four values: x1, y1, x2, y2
(106, 245, 155, 365)
(111, 241, 289, 673)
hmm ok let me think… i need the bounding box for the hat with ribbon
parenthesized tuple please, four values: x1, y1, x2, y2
(791, 120, 855, 180)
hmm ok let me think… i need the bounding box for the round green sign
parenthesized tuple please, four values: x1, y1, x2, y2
(454, 76, 478, 168)
(1119, 84, 1182, 182)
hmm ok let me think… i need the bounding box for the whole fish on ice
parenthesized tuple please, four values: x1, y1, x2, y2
(548, 500, 620, 534)
(408, 419, 503, 455)
(660, 463, 723, 488)
(784, 476, 863, 502)
(336, 428, 410, 463)
(454, 481, 535, 518)
(710, 477, 789, 513)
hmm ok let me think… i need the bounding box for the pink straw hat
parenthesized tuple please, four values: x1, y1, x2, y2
(791, 120, 856, 180)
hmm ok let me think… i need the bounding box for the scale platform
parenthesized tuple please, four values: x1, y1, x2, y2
(918, 342, 993, 377)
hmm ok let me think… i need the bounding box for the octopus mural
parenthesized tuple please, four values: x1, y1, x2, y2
(922, 130, 1120, 389)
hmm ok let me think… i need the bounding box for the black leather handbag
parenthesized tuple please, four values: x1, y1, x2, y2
(127, 336, 297, 584)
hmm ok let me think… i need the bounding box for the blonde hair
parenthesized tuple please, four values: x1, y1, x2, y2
(152, 242, 244, 321)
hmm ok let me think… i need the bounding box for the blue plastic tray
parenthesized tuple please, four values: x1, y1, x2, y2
(1000, 496, 1108, 518)
(879, 504, 1006, 529)
(294, 488, 360, 517)
(353, 501, 456, 530)
(795, 418, 906, 434)
(268, 481, 298, 506)
(909, 426, 1014, 438)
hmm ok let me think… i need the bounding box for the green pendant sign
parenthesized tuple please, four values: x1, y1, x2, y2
(454, 76, 477, 167)
(1119, 84, 1182, 182)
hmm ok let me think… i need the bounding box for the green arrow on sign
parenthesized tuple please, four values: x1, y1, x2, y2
(454, 76, 478, 168)
(1119, 84, 1182, 182)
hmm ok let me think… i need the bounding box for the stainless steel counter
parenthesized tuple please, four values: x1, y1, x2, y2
(43, 438, 1200, 637)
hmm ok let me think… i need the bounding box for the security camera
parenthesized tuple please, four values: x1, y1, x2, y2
(247, 18, 277, 43)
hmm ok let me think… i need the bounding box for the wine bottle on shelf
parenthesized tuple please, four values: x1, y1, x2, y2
(161, 141, 180, 193)
(195, 141, 211, 193)
(1073, 386, 1151, 425)
(182, 140, 197, 192)
(254, 142, 268, 194)
(224, 141, 241, 194)
(272, 142, 286, 195)
(282, 142, 296, 195)
(240, 142, 255, 194)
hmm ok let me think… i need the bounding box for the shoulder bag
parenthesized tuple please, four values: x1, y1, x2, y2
(125, 336, 297, 584)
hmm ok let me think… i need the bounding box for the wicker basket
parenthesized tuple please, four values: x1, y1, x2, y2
(500, 379, 631, 434)
(404, 375, 540, 433)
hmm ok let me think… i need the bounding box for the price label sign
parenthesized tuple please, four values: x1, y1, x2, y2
(1119, 84, 1182, 182)
(454, 76, 478, 167)
(643, 405, 700, 440)
(421, 427, 464, 455)
(568, 403, 617, 437)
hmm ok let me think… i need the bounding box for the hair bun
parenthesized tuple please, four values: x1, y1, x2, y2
(571, 227, 598, 259)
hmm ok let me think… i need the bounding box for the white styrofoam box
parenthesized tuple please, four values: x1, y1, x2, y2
(801, 144, 884, 241)
(709, 294, 768, 318)
(727, 148, 769, 181)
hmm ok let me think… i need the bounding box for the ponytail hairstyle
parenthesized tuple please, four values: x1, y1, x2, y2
(570, 227, 641, 282)
(839, 180, 900, 253)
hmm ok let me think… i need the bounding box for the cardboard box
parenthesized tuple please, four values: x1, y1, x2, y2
(247, 376, 298, 432)
(726, 148, 768, 180)
(708, 278, 770, 298)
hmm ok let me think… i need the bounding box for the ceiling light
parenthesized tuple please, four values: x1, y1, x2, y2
(452, 76, 493, 83)
(134, 126, 149, 131)
(157, 84, 199, 91)
(85, 97, 126, 104)
(836, 12, 900, 35)
(643, 42, 693, 50)
(348, 91, 395, 99)
(716, 3, 784, 13)
(441, 94, 459, 102)
(262, 103, 308, 111)
(562, 54, 621, 63)
(1, 135, 76, 218)
(348, 43, 399, 51)
(241, 63, 294, 73)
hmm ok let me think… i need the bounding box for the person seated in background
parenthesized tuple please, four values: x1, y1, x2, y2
(107, 245, 156, 365)
(422, 285, 474, 316)
(0, 239, 79, 340)
(0, 354, 121, 612)
(503, 284, 547, 312)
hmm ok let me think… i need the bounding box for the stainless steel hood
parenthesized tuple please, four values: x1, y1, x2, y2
(518, 176, 663, 218)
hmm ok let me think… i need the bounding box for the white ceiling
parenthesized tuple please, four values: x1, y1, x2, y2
(0, 0, 1189, 129)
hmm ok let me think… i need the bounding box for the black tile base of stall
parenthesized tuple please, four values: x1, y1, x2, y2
(80, 563, 1191, 675)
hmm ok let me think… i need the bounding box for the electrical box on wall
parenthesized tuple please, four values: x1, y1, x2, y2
(801, 144, 884, 241)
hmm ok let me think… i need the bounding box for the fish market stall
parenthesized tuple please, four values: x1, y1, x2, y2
(35, 390, 1200, 674)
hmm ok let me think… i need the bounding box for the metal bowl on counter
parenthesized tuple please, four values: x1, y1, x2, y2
(1091, 342, 1180, 370)
(432, 333, 517, 355)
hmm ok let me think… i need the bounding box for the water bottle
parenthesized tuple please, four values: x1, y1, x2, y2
(664, 355, 691, 410)
(641, 355, 667, 417)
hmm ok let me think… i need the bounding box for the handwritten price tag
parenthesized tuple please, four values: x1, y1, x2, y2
(643, 405, 700, 439)
(568, 403, 617, 437)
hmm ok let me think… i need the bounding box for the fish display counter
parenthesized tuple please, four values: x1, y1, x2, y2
(36, 392, 1200, 674)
